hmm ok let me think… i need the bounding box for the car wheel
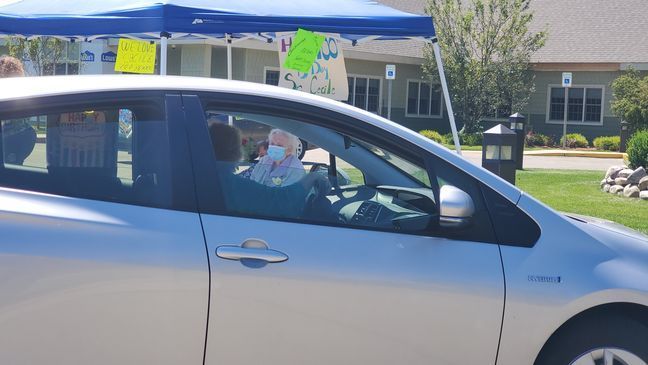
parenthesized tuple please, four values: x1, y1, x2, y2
(535, 313, 648, 365)
(297, 139, 307, 160)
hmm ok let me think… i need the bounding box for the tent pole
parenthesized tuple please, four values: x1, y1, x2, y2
(160, 32, 169, 75)
(431, 39, 461, 155)
(226, 33, 232, 80)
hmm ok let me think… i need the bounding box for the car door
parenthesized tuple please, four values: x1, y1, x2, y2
(0, 92, 208, 364)
(183, 93, 505, 365)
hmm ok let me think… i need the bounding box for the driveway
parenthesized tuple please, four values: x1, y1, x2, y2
(460, 151, 623, 171)
(305, 148, 623, 172)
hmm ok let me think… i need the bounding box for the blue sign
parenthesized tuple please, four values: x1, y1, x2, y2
(101, 51, 117, 63)
(80, 50, 95, 62)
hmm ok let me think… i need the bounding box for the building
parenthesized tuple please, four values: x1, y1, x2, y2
(2, 0, 646, 142)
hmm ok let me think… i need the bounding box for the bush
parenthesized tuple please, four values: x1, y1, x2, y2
(461, 132, 483, 146)
(560, 133, 589, 148)
(442, 133, 455, 145)
(419, 129, 444, 144)
(592, 136, 621, 151)
(525, 132, 553, 147)
(627, 130, 648, 169)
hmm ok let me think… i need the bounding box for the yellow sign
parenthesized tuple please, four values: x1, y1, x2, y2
(114, 39, 157, 74)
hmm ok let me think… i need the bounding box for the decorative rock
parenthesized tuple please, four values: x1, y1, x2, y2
(605, 165, 627, 179)
(639, 176, 648, 191)
(609, 185, 625, 194)
(617, 168, 634, 178)
(641, 191, 648, 200)
(624, 185, 640, 198)
(627, 167, 647, 184)
(603, 184, 611, 192)
(614, 177, 628, 186)
(600, 179, 607, 188)
(606, 177, 615, 185)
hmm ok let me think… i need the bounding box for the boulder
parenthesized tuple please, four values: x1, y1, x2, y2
(603, 184, 611, 192)
(617, 168, 634, 178)
(641, 191, 648, 200)
(609, 185, 625, 194)
(606, 177, 615, 185)
(605, 165, 627, 179)
(627, 167, 647, 184)
(623, 185, 640, 198)
(600, 179, 607, 188)
(614, 177, 628, 186)
(639, 176, 648, 191)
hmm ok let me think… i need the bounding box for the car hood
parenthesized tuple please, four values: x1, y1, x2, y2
(563, 212, 648, 242)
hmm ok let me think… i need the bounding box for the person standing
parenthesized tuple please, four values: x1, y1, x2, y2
(0, 55, 36, 165)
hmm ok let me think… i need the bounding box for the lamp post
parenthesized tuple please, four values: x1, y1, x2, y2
(482, 124, 517, 185)
(509, 112, 526, 170)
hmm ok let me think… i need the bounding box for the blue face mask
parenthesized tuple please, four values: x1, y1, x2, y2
(267, 145, 286, 161)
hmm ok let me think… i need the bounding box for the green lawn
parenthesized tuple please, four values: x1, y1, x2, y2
(516, 169, 648, 234)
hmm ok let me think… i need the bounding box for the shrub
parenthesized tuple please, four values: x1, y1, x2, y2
(560, 133, 589, 148)
(627, 130, 648, 169)
(461, 132, 483, 146)
(525, 132, 553, 147)
(442, 133, 455, 145)
(419, 129, 444, 144)
(592, 136, 621, 151)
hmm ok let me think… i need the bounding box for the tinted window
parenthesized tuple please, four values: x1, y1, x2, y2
(0, 97, 174, 209)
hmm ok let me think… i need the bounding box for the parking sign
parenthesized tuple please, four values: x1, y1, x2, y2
(562, 72, 572, 88)
(386, 64, 396, 80)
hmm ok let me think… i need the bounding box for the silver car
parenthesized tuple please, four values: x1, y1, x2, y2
(0, 75, 646, 365)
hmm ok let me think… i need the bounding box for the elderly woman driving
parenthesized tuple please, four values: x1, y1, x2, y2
(250, 129, 305, 187)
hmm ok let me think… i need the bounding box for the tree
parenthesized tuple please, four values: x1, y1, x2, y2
(611, 69, 648, 132)
(423, 0, 546, 133)
(8, 37, 65, 76)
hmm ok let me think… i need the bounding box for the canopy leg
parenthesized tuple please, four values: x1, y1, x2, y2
(431, 39, 461, 155)
(226, 33, 233, 125)
(160, 33, 169, 76)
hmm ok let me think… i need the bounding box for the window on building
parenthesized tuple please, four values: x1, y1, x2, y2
(548, 86, 603, 124)
(264, 69, 280, 86)
(345, 76, 381, 114)
(43, 42, 80, 76)
(406, 80, 442, 117)
(483, 103, 512, 120)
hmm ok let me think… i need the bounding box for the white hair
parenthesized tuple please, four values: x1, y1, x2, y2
(268, 129, 299, 156)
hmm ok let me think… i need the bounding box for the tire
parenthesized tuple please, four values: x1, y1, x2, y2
(297, 139, 308, 160)
(535, 313, 648, 365)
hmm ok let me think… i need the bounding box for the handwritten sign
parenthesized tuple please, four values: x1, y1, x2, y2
(278, 32, 349, 101)
(283, 29, 325, 73)
(114, 39, 156, 74)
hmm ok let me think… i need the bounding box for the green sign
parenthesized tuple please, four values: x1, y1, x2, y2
(283, 29, 325, 73)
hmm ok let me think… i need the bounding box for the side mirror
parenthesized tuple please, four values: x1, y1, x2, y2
(439, 185, 475, 229)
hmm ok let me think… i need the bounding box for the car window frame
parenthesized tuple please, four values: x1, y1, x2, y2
(0, 91, 197, 212)
(183, 91, 505, 243)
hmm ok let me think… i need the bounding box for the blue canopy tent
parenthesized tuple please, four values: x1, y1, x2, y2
(0, 0, 461, 152)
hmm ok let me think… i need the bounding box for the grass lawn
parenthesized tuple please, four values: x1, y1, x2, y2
(516, 169, 648, 235)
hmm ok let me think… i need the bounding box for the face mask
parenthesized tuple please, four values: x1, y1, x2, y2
(267, 145, 286, 161)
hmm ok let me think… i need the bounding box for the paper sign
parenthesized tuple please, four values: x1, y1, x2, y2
(283, 29, 325, 73)
(278, 32, 349, 101)
(114, 39, 157, 74)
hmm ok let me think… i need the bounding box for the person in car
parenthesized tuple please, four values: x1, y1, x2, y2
(250, 129, 305, 187)
(239, 139, 268, 179)
(209, 123, 328, 219)
(0, 55, 36, 165)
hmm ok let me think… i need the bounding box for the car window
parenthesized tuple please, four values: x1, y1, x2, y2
(198, 105, 495, 241)
(0, 97, 174, 209)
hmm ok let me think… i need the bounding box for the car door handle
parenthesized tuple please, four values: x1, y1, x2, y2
(216, 245, 289, 263)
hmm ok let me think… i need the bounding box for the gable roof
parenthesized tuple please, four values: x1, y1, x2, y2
(353, 0, 648, 65)
(528, 0, 648, 63)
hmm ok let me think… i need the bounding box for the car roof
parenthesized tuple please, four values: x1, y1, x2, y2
(0, 75, 521, 203)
